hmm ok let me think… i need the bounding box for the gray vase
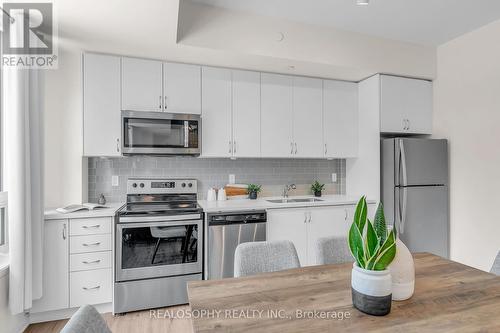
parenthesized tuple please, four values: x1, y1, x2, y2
(351, 264, 392, 316)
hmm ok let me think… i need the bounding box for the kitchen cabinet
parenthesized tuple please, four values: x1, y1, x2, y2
(163, 62, 201, 114)
(292, 77, 323, 158)
(232, 70, 261, 158)
(201, 67, 232, 157)
(323, 80, 358, 158)
(261, 73, 294, 157)
(83, 53, 121, 157)
(31, 219, 69, 313)
(32, 217, 113, 314)
(267, 204, 376, 266)
(121, 57, 163, 112)
(380, 75, 433, 134)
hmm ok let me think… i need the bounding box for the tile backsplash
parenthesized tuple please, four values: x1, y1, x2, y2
(88, 157, 346, 203)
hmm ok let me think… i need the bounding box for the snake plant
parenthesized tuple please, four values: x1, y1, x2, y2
(348, 196, 396, 271)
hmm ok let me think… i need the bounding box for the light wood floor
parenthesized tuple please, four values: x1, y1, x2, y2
(25, 305, 193, 333)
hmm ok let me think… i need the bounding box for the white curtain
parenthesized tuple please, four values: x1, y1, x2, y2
(3, 12, 44, 315)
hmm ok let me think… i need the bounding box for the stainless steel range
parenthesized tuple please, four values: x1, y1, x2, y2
(114, 178, 203, 314)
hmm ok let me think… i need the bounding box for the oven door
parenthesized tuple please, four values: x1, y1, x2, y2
(121, 111, 200, 155)
(116, 217, 203, 282)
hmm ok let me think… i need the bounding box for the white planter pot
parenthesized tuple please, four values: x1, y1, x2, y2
(388, 238, 415, 301)
(351, 264, 392, 316)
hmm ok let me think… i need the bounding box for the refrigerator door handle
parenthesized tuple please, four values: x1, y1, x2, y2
(401, 187, 408, 234)
(399, 139, 408, 186)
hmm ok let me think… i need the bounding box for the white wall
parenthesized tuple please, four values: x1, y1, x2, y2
(434, 19, 500, 271)
(0, 273, 28, 333)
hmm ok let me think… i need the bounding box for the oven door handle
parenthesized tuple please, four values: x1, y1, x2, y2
(119, 213, 202, 223)
(117, 220, 202, 229)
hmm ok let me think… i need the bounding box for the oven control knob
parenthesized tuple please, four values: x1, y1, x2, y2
(181, 183, 186, 188)
(139, 183, 145, 188)
(132, 183, 137, 188)
(188, 183, 193, 188)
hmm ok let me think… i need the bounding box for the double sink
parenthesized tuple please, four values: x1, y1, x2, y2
(266, 198, 324, 204)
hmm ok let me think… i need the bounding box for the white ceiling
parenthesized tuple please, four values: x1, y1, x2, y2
(191, 0, 500, 45)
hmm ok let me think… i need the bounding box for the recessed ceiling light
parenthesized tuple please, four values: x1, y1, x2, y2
(356, 0, 369, 5)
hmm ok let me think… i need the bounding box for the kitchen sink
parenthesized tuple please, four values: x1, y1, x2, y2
(266, 198, 324, 204)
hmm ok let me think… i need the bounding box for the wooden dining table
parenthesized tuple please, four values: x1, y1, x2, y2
(187, 253, 500, 332)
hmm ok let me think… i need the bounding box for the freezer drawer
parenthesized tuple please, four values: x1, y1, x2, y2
(396, 186, 449, 258)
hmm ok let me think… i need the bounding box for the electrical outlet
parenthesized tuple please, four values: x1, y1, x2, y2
(229, 174, 235, 184)
(112, 175, 119, 187)
(331, 173, 337, 183)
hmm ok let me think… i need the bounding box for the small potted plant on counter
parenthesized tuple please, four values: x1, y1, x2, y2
(348, 196, 396, 316)
(247, 184, 262, 200)
(310, 181, 325, 197)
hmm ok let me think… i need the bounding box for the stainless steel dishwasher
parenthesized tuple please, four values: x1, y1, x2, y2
(206, 210, 267, 279)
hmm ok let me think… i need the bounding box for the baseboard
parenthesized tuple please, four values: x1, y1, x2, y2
(29, 303, 112, 324)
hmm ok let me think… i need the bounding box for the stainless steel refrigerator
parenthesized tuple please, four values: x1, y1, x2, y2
(382, 138, 449, 258)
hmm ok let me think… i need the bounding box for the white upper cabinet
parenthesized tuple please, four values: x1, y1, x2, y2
(163, 62, 201, 114)
(323, 80, 358, 158)
(261, 73, 293, 157)
(83, 53, 121, 157)
(292, 76, 323, 158)
(380, 75, 433, 134)
(232, 70, 261, 158)
(201, 67, 232, 157)
(121, 57, 163, 112)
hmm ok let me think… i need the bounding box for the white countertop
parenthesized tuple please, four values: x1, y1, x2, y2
(44, 202, 125, 220)
(197, 195, 376, 213)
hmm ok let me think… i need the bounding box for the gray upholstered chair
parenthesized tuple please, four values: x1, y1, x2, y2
(490, 251, 500, 275)
(315, 236, 354, 265)
(61, 305, 111, 333)
(234, 240, 300, 277)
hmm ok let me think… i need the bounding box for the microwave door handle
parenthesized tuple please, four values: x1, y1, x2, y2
(184, 121, 189, 148)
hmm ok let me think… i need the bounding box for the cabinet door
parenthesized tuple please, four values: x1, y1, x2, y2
(307, 206, 351, 266)
(232, 70, 261, 158)
(261, 73, 293, 157)
(201, 67, 232, 157)
(83, 53, 121, 157)
(121, 57, 163, 112)
(292, 77, 323, 158)
(267, 208, 308, 266)
(323, 80, 358, 158)
(31, 220, 69, 313)
(163, 62, 201, 114)
(380, 75, 433, 134)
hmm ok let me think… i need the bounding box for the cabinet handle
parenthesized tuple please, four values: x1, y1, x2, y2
(82, 225, 101, 229)
(304, 212, 307, 224)
(82, 242, 101, 247)
(164, 96, 167, 110)
(83, 286, 101, 291)
(407, 119, 410, 130)
(290, 142, 294, 154)
(159, 96, 162, 109)
(116, 138, 120, 153)
(308, 212, 312, 223)
(233, 141, 236, 154)
(344, 209, 348, 221)
(82, 259, 101, 265)
(62, 224, 67, 240)
(294, 143, 298, 155)
(228, 141, 232, 154)
(324, 144, 327, 155)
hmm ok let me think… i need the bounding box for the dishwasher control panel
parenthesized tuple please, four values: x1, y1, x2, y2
(207, 210, 267, 225)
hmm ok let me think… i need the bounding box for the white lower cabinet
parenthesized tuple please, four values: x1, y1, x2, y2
(31, 219, 69, 313)
(70, 268, 112, 308)
(32, 217, 113, 314)
(267, 204, 376, 266)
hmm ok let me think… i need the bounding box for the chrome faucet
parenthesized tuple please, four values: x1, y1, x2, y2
(283, 184, 296, 198)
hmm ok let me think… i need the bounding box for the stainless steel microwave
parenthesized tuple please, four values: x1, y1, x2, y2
(121, 111, 201, 155)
